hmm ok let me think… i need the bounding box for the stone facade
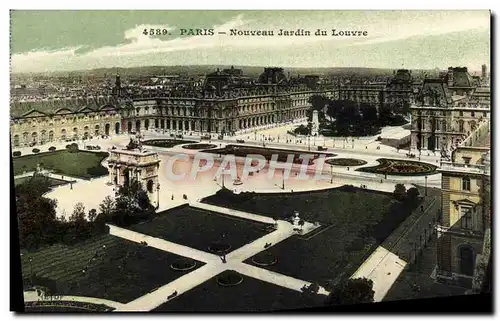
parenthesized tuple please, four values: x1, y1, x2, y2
(410, 69, 490, 155)
(107, 147, 161, 208)
(436, 120, 491, 288)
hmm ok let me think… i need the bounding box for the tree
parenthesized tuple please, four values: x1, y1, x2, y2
(15, 176, 58, 249)
(112, 179, 154, 225)
(301, 283, 322, 307)
(406, 187, 420, 203)
(98, 196, 115, 217)
(325, 278, 375, 306)
(70, 202, 86, 223)
(393, 183, 407, 202)
(88, 208, 98, 222)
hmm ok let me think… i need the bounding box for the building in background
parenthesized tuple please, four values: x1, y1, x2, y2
(410, 67, 490, 156)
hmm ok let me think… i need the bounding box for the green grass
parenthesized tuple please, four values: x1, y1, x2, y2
(20, 234, 204, 303)
(203, 186, 419, 287)
(153, 273, 319, 312)
(13, 150, 109, 179)
(14, 176, 70, 187)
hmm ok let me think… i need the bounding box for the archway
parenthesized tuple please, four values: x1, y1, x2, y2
(95, 124, 100, 136)
(60, 129, 66, 141)
(48, 130, 54, 142)
(105, 123, 110, 136)
(127, 121, 132, 133)
(73, 127, 78, 139)
(123, 168, 130, 187)
(147, 180, 154, 193)
(115, 122, 120, 135)
(145, 119, 150, 130)
(136, 120, 141, 132)
(459, 246, 475, 276)
(13, 135, 19, 147)
(31, 132, 38, 144)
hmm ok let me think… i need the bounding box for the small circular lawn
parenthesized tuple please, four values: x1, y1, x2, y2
(170, 258, 197, 272)
(216, 270, 243, 287)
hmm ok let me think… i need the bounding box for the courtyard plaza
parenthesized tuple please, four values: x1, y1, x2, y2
(23, 184, 455, 311)
(14, 122, 441, 220)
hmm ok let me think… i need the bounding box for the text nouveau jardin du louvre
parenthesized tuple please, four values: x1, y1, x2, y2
(228, 28, 368, 37)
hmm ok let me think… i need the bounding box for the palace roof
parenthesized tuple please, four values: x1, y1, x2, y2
(10, 95, 119, 118)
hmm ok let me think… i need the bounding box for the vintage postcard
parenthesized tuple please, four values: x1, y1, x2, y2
(10, 10, 491, 312)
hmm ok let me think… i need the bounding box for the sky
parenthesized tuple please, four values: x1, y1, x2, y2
(10, 10, 491, 73)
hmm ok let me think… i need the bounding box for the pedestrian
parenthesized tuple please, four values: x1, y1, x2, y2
(171, 195, 174, 201)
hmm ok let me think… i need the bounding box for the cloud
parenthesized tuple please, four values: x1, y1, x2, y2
(10, 11, 490, 73)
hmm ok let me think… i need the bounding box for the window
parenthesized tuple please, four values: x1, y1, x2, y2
(460, 206, 473, 230)
(459, 120, 464, 132)
(484, 112, 487, 117)
(459, 111, 464, 116)
(471, 111, 475, 117)
(462, 177, 471, 191)
(462, 157, 471, 165)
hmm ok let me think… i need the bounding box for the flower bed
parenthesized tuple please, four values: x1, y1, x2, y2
(182, 143, 218, 150)
(24, 300, 113, 312)
(356, 158, 438, 176)
(203, 144, 336, 164)
(142, 139, 196, 148)
(325, 158, 367, 167)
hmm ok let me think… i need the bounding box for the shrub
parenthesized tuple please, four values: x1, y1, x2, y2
(32, 148, 40, 154)
(13, 151, 21, 157)
(48, 146, 56, 152)
(407, 187, 420, 202)
(393, 183, 407, 201)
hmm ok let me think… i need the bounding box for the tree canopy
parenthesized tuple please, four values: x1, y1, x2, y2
(325, 278, 375, 306)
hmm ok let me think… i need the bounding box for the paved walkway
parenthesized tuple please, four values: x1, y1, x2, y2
(235, 263, 329, 296)
(189, 201, 276, 225)
(107, 224, 219, 263)
(110, 204, 327, 311)
(23, 291, 125, 310)
(351, 194, 439, 302)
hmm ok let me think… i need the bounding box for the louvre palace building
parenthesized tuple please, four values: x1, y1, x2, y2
(11, 66, 427, 148)
(410, 67, 491, 156)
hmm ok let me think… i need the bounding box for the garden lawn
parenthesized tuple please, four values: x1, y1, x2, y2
(203, 186, 419, 287)
(153, 273, 321, 312)
(128, 205, 271, 253)
(20, 234, 203, 303)
(12, 150, 109, 179)
(14, 176, 70, 188)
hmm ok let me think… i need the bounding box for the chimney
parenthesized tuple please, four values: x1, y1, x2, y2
(447, 68, 454, 87)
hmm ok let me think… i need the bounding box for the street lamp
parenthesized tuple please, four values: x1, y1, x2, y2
(425, 175, 428, 196)
(330, 165, 333, 184)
